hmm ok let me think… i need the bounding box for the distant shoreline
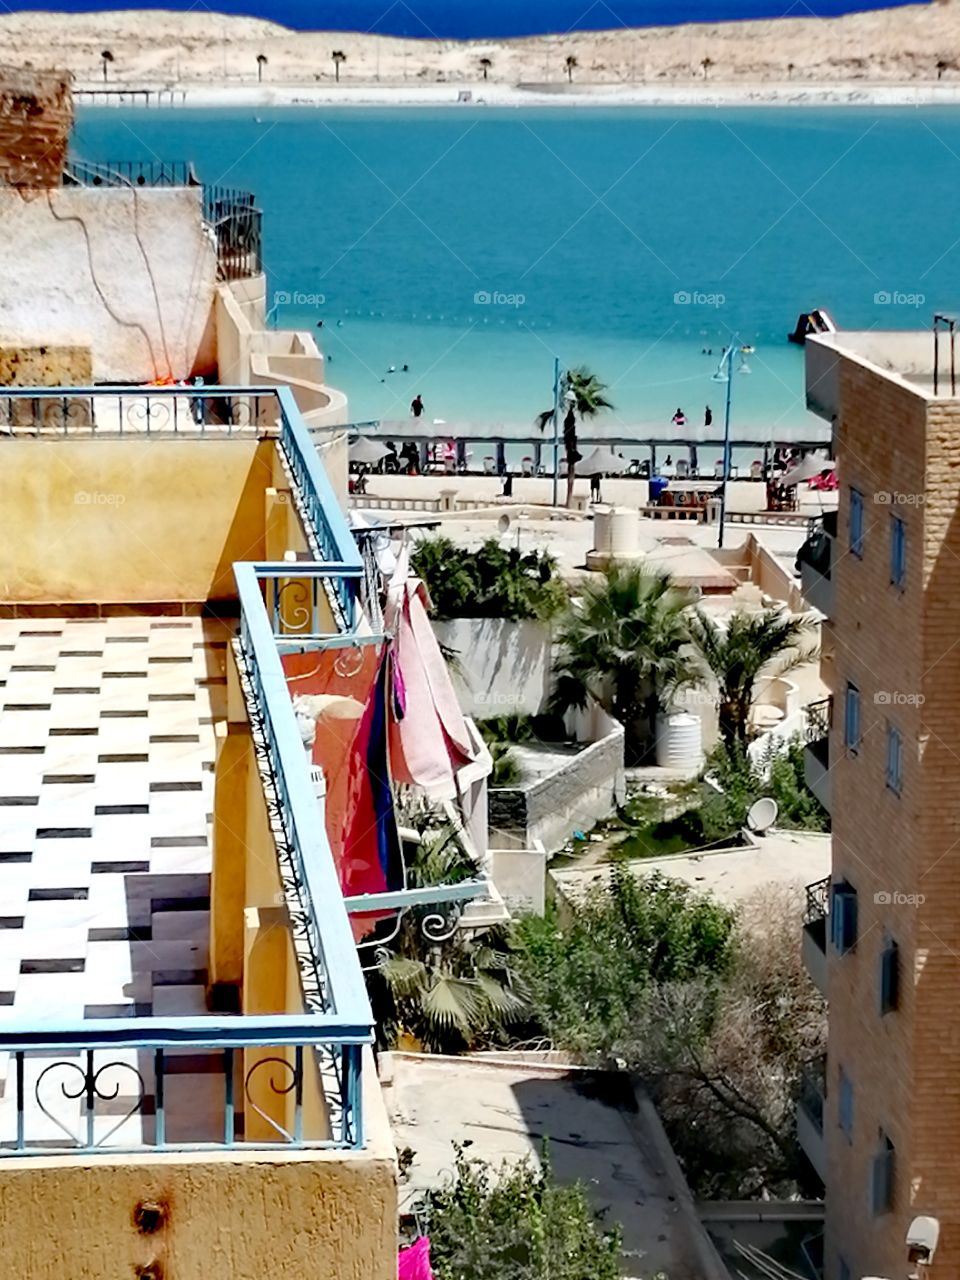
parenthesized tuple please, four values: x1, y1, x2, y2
(72, 80, 960, 109)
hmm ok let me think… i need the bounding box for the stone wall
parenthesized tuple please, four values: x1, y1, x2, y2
(0, 65, 72, 188)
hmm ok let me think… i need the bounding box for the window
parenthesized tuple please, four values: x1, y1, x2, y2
(831, 881, 858, 954)
(880, 939, 900, 1014)
(844, 683, 861, 753)
(886, 724, 903, 795)
(838, 1067, 854, 1139)
(849, 488, 864, 557)
(891, 515, 906, 588)
(871, 1134, 895, 1214)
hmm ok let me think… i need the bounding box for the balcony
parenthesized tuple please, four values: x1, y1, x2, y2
(797, 512, 836, 618)
(802, 875, 830, 997)
(797, 1055, 827, 1182)
(804, 697, 832, 814)
(0, 384, 397, 1277)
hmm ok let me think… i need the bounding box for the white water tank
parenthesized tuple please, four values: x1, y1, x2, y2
(655, 712, 703, 771)
(592, 505, 613, 554)
(609, 507, 639, 558)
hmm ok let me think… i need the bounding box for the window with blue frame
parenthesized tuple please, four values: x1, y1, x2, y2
(838, 1067, 854, 1140)
(871, 1134, 895, 1214)
(886, 723, 903, 795)
(880, 939, 900, 1014)
(891, 515, 906, 588)
(844, 682, 861, 753)
(831, 881, 858, 953)
(849, 488, 864, 557)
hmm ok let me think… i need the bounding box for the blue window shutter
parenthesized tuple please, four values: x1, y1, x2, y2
(891, 516, 906, 587)
(839, 1069, 854, 1137)
(845, 684, 860, 751)
(871, 1138, 895, 1214)
(886, 725, 902, 793)
(850, 489, 864, 556)
(831, 882, 858, 954)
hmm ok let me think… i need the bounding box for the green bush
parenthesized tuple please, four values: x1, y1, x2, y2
(412, 1145, 622, 1280)
(411, 536, 566, 622)
(513, 867, 736, 1057)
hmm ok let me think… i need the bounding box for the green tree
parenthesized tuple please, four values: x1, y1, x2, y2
(565, 54, 578, 83)
(688, 607, 815, 747)
(514, 868, 735, 1057)
(101, 49, 114, 82)
(332, 49, 347, 81)
(413, 1145, 622, 1280)
(550, 564, 698, 762)
(256, 53, 268, 82)
(537, 367, 613, 508)
(368, 822, 526, 1051)
(411, 535, 565, 622)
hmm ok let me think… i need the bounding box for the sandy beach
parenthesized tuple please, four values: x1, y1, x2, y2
(4, 3, 960, 107)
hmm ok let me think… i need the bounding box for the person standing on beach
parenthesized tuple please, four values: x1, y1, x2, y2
(671, 407, 686, 428)
(704, 405, 713, 427)
(411, 394, 424, 418)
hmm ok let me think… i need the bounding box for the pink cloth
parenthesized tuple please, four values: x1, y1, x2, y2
(384, 553, 480, 800)
(398, 1238, 434, 1280)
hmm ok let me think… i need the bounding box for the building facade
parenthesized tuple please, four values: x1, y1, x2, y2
(800, 329, 960, 1280)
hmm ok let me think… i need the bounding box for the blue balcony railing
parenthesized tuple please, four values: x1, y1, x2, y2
(0, 384, 374, 1156)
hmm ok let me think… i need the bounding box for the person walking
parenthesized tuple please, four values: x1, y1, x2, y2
(704, 404, 713, 427)
(410, 394, 424, 419)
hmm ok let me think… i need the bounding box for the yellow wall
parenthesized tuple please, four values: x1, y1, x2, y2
(0, 1085, 397, 1280)
(1, 438, 276, 605)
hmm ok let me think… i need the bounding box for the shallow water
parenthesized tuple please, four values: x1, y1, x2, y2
(75, 103, 960, 457)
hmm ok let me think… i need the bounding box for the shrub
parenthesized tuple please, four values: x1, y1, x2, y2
(412, 1145, 622, 1280)
(411, 536, 566, 622)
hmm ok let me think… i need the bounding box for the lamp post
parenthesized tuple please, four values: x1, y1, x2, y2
(710, 337, 752, 548)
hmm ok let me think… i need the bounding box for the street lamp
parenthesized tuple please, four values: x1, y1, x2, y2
(710, 337, 752, 547)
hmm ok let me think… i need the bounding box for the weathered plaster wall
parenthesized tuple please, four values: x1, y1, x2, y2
(0, 438, 276, 604)
(0, 187, 217, 382)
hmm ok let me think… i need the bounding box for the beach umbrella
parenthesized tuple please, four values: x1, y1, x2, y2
(781, 452, 836, 486)
(575, 445, 629, 476)
(350, 436, 391, 465)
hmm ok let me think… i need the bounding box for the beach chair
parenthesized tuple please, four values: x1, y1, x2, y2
(714, 459, 725, 479)
(675, 458, 689, 478)
(750, 460, 763, 480)
(521, 457, 533, 477)
(482, 457, 495, 475)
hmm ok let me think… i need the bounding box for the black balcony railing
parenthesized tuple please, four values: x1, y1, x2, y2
(805, 696, 832, 747)
(63, 158, 262, 282)
(799, 1056, 826, 1132)
(804, 875, 830, 927)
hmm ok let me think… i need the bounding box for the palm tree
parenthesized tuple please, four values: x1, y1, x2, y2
(687, 607, 816, 747)
(332, 50, 347, 82)
(787, 62, 795, 81)
(937, 58, 951, 80)
(536, 366, 613, 508)
(479, 56, 492, 81)
(371, 823, 526, 1051)
(701, 55, 714, 80)
(101, 49, 114, 83)
(550, 564, 699, 762)
(256, 53, 268, 83)
(565, 54, 578, 83)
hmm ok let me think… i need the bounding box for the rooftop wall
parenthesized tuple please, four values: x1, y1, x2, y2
(0, 65, 72, 187)
(0, 186, 217, 382)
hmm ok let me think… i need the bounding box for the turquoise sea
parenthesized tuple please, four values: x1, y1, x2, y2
(75, 106, 960, 458)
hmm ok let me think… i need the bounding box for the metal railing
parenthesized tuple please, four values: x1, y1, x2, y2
(804, 875, 831, 927)
(805, 697, 832, 745)
(0, 384, 272, 435)
(0, 383, 373, 1156)
(63, 157, 262, 281)
(798, 1056, 826, 1132)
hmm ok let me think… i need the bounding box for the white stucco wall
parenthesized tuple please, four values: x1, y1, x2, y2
(0, 187, 217, 383)
(432, 618, 554, 718)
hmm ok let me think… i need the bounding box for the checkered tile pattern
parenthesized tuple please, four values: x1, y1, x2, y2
(0, 616, 230, 1022)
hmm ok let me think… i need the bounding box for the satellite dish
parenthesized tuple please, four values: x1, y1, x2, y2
(747, 797, 778, 834)
(497, 513, 511, 534)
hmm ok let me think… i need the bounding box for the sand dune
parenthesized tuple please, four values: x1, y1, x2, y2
(1, 3, 959, 99)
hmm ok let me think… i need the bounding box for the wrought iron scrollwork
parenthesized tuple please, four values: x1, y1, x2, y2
(243, 1055, 300, 1143)
(34, 1058, 146, 1148)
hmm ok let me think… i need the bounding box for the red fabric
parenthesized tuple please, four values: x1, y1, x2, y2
(398, 1238, 434, 1280)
